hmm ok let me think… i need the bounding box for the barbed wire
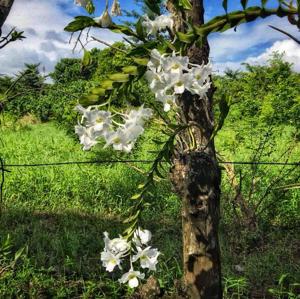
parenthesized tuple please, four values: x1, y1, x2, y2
(1, 159, 299, 168)
(0, 157, 298, 212)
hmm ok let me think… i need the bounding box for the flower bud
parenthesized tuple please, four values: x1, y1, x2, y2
(111, 0, 122, 16)
(74, 0, 88, 8)
(98, 8, 113, 28)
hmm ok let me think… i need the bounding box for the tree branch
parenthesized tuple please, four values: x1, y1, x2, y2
(269, 25, 300, 44)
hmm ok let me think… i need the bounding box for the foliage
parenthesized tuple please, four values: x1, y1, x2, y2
(0, 28, 25, 50)
(268, 274, 300, 299)
(4, 64, 45, 119)
(214, 53, 300, 126)
(3, 43, 154, 128)
(223, 276, 249, 299)
(210, 55, 299, 233)
(50, 56, 97, 84)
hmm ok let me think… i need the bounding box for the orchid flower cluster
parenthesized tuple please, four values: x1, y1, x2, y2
(75, 105, 152, 152)
(146, 49, 213, 112)
(142, 14, 174, 36)
(101, 228, 160, 288)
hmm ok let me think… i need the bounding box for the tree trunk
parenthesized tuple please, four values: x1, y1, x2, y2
(0, 0, 14, 33)
(167, 1, 222, 298)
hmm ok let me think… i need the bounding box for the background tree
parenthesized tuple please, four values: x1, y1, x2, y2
(0, 0, 14, 32)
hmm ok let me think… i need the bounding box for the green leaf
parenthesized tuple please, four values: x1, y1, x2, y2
(109, 73, 130, 83)
(241, 0, 249, 9)
(123, 220, 138, 237)
(82, 50, 92, 67)
(90, 88, 106, 96)
(86, 1, 95, 14)
(212, 94, 230, 138)
(132, 57, 149, 66)
(123, 210, 140, 224)
(222, 0, 228, 13)
(261, 0, 268, 7)
(64, 16, 96, 32)
(122, 66, 138, 75)
(131, 193, 143, 200)
(178, 0, 192, 10)
(135, 17, 145, 39)
(79, 94, 100, 106)
(137, 183, 146, 189)
(177, 31, 195, 43)
(100, 80, 114, 90)
(110, 25, 137, 38)
(144, 0, 161, 14)
(11, 30, 26, 41)
(14, 247, 25, 263)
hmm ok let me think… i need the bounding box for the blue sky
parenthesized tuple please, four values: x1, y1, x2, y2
(0, 0, 299, 76)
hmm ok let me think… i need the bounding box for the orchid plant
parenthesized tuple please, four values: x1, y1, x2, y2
(67, 0, 300, 295)
(71, 0, 214, 287)
(71, 3, 212, 286)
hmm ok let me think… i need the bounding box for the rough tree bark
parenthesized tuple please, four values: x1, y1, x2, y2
(0, 0, 14, 33)
(167, 1, 222, 298)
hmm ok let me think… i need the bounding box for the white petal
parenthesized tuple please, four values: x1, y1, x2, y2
(128, 277, 139, 288)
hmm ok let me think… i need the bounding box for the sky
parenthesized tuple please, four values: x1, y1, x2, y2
(0, 0, 300, 77)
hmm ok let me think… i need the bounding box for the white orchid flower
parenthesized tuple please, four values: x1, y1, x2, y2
(118, 268, 145, 288)
(75, 125, 98, 151)
(142, 15, 159, 36)
(162, 54, 189, 74)
(85, 110, 112, 132)
(145, 70, 165, 91)
(125, 106, 153, 127)
(103, 232, 130, 255)
(165, 72, 191, 94)
(142, 14, 174, 36)
(188, 80, 211, 96)
(101, 251, 123, 272)
(157, 15, 174, 29)
(155, 90, 177, 112)
(104, 129, 134, 153)
(133, 227, 152, 246)
(190, 62, 212, 85)
(147, 49, 165, 72)
(132, 246, 160, 271)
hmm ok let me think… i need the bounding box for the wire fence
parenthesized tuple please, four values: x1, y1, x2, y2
(1, 159, 300, 168)
(0, 157, 299, 212)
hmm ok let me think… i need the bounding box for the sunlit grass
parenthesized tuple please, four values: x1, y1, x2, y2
(0, 117, 299, 298)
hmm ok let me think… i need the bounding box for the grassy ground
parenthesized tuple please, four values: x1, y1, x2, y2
(0, 115, 299, 298)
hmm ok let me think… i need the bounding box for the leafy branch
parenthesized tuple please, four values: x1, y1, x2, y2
(0, 27, 25, 49)
(122, 125, 185, 239)
(178, 5, 299, 43)
(269, 25, 300, 44)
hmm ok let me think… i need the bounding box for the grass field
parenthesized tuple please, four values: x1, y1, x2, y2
(0, 116, 299, 298)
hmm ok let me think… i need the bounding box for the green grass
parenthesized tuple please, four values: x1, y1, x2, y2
(0, 117, 182, 298)
(0, 116, 299, 298)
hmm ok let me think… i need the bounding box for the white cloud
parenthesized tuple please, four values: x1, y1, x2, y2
(246, 39, 300, 71)
(0, 0, 123, 76)
(214, 39, 300, 74)
(209, 16, 299, 62)
(209, 14, 300, 74)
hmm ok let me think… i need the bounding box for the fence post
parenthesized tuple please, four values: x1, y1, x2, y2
(0, 157, 10, 215)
